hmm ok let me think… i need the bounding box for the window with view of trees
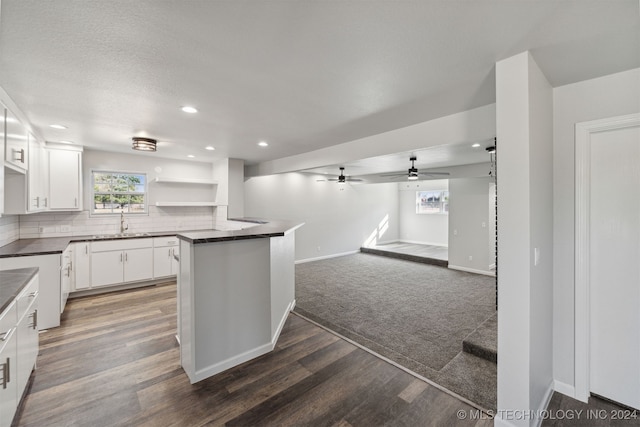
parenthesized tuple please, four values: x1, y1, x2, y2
(92, 171, 147, 214)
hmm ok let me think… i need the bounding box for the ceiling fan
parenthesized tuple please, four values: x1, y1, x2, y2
(317, 167, 363, 183)
(380, 156, 450, 181)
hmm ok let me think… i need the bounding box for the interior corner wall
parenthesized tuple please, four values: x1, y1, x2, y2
(448, 177, 493, 274)
(398, 179, 448, 246)
(244, 173, 399, 262)
(552, 68, 640, 391)
(496, 51, 554, 427)
(227, 158, 245, 218)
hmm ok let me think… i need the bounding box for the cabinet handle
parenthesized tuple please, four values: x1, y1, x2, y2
(85, 244, 88, 254)
(74, 197, 78, 207)
(34, 196, 40, 208)
(0, 329, 10, 342)
(29, 291, 39, 298)
(43, 197, 48, 207)
(120, 253, 123, 263)
(14, 148, 24, 163)
(29, 310, 38, 330)
(125, 253, 128, 262)
(1, 357, 9, 389)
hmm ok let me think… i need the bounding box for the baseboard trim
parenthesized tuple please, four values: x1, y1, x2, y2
(271, 299, 296, 346)
(295, 250, 359, 264)
(69, 278, 176, 298)
(533, 381, 555, 427)
(397, 239, 448, 247)
(448, 264, 496, 277)
(553, 380, 575, 399)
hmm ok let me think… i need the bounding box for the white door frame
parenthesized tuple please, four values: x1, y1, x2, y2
(574, 112, 640, 402)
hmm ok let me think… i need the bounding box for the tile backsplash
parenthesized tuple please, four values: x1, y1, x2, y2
(0, 215, 20, 247)
(17, 205, 227, 239)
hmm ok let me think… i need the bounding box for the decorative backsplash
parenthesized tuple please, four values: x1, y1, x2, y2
(15, 205, 227, 239)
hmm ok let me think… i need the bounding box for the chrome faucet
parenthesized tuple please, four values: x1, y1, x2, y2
(120, 212, 129, 233)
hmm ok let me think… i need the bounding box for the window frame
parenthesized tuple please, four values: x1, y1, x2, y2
(416, 190, 449, 215)
(90, 169, 149, 216)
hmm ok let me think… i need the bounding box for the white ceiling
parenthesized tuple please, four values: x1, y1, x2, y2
(0, 1, 638, 168)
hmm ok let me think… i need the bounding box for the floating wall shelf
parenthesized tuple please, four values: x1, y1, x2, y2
(154, 177, 218, 185)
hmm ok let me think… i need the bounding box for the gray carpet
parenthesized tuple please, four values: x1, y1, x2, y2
(294, 253, 497, 410)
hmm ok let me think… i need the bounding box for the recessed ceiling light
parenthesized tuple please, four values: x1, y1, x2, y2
(472, 143, 481, 148)
(205, 146, 215, 151)
(258, 141, 268, 147)
(50, 124, 67, 129)
(181, 106, 198, 114)
(187, 154, 195, 158)
(58, 140, 74, 144)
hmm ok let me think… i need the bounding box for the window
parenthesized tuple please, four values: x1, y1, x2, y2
(92, 171, 147, 215)
(416, 190, 449, 214)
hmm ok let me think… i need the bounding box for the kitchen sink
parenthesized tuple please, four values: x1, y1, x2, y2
(91, 232, 151, 239)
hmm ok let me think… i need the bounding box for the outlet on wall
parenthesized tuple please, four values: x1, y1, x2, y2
(468, 255, 473, 261)
(317, 246, 321, 252)
(60, 225, 71, 232)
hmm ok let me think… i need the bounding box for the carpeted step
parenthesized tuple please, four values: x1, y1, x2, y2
(462, 313, 497, 363)
(360, 247, 448, 267)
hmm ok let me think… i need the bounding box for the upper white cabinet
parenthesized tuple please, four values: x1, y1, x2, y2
(28, 134, 48, 211)
(4, 107, 28, 173)
(48, 147, 82, 211)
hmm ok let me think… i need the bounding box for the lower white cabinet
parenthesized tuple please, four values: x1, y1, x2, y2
(90, 239, 153, 287)
(0, 303, 17, 427)
(0, 255, 63, 330)
(0, 274, 38, 427)
(73, 242, 91, 290)
(16, 276, 38, 399)
(153, 236, 179, 278)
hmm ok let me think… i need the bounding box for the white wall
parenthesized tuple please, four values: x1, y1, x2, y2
(244, 173, 399, 262)
(496, 51, 554, 427)
(552, 68, 640, 391)
(448, 177, 494, 274)
(227, 158, 245, 218)
(398, 179, 448, 246)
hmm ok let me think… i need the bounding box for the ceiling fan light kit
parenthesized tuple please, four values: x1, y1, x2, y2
(379, 155, 450, 180)
(132, 137, 157, 152)
(317, 167, 363, 183)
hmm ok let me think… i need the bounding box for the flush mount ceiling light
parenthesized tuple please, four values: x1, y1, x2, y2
(181, 106, 198, 114)
(132, 137, 157, 152)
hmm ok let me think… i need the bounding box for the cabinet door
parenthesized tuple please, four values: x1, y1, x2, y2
(74, 243, 91, 290)
(171, 246, 180, 275)
(153, 247, 173, 278)
(48, 149, 81, 210)
(0, 328, 17, 427)
(27, 134, 41, 211)
(91, 251, 124, 287)
(124, 248, 153, 283)
(4, 107, 28, 172)
(16, 301, 38, 399)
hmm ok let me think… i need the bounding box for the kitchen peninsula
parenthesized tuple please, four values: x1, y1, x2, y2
(176, 218, 303, 383)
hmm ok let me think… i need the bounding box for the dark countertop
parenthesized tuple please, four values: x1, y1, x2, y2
(177, 218, 304, 244)
(0, 230, 190, 259)
(0, 267, 38, 314)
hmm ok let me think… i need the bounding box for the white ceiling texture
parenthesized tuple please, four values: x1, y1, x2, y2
(0, 1, 638, 179)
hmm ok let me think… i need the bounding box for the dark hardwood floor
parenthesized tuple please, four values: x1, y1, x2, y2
(16, 283, 492, 426)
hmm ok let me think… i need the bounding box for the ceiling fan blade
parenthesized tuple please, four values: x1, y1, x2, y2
(379, 172, 407, 177)
(345, 178, 363, 182)
(418, 171, 450, 176)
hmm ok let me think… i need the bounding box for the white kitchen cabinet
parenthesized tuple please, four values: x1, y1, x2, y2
(73, 242, 91, 290)
(0, 302, 17, 427)
(15, 276, 38, 399)
(48, 147, 82, 211)
(153, 236, 179, 278)
(28, 134, 48, 211)
(4, 107, 28, 173)
(90, 238, 153, 288)
(60, 246, 72, 310)
(0, 254, 63, 330)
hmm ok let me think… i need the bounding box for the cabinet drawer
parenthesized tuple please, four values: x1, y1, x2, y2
(153, 236, 178, 247)
(91, 238, 153, 252)
(0, 302, 17, 345)
(16, 276, 38, 321)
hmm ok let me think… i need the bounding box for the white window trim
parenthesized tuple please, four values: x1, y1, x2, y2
(90, 169, 149, 216)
